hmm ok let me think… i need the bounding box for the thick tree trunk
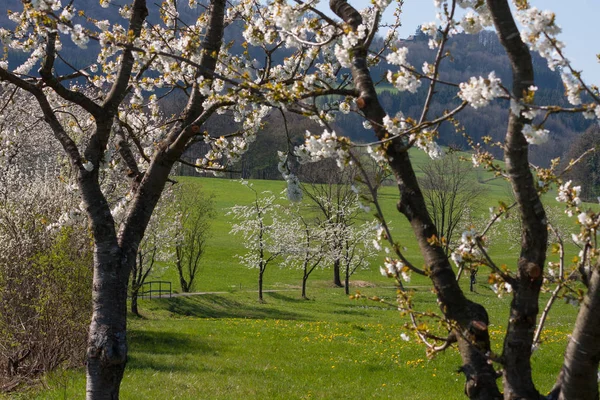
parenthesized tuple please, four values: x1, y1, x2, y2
(486, 2, 547, 399)
(557, 269, 600, 400)
(86, 244, 130, 400)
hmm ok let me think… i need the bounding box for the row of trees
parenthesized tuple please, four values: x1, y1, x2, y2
(229, 180, 377, 301)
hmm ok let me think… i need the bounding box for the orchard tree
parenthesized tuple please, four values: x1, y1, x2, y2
(278, 205, 328, 300)
(229, 182, 287, 302)
(299, 160, 361, 287)
(0, 0, 273, 396)
(277, 1, 599, 399)
(174, 186, 215, 293)
(419, 153, 483, 257)
(330, 219, 378, 295)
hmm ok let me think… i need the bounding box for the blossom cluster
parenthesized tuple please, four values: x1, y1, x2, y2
(294, 130, 349, 170)
(555, 180, 581, 216)
(380, 257, 410, 282)
(386, 47, 421, 93)
(450, 228, 483, 266)
(458, 72, 504, 108)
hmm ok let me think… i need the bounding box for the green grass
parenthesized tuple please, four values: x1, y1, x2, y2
(20, 287, 577, 399)
(8, 156, 590, 399)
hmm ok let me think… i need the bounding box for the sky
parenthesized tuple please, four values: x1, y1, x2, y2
(320, 0, 600, 84)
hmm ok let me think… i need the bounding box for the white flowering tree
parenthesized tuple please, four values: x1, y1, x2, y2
(0, 0, 274, 396)
(2, 0, 600, 398)
(277, 205, 328, 300)
(299, 161, 361, 287)
(328, 218, 378, 295)
(229, 182, 286, 302)
(273, 1, 600, 399)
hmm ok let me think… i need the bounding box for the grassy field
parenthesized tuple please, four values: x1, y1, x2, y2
(7, 152, 587, 399)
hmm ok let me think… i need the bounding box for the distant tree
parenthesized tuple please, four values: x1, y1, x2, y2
(279, 206, 327, 300)
(174, 187, 216, 293)
(299, 160, 359, 287)
(330, 219, 378, 295)
(419, 153, 483, 257)
(563, 125, 600, 201)
(230, 182, 285, 302)
(130, 188, 178, 315)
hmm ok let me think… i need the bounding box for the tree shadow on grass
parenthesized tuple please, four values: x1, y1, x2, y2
(264, 291, 307, 303)
(128, 329, 219, 372)
(154, 294, 307, 320)
(129, 329, 215, 355)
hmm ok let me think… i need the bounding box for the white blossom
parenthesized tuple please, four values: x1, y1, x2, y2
(458, 72, 503, 108)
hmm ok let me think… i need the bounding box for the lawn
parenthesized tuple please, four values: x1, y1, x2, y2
(7, 152, 586, 399)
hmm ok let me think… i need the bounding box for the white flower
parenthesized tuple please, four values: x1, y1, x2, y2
(401, 270, 411, 283)
(373, 239, 382, 251)
(522, 124, 549, 145)
(400, 333, 410, 342)
(458, 72, 503, 108)
(387, 47, 408, 66)
(70, 24, 89, 49)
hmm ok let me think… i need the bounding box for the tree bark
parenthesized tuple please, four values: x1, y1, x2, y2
(258, 267, 265, 302)
(557, 269, 600, 400)
(486, 2, 547, 398)
(333, 259, 343, 287)
(344, 263, 350, 295)
(85, 242, 129, 400)
(302, 271, 308, 300)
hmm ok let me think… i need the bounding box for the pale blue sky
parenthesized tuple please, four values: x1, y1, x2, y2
(319, 0, 600, 83)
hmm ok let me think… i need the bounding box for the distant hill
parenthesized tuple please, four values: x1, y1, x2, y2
(0, 3, 590, 171)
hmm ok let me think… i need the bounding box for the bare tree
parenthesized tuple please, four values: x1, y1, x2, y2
(419, 153, 483, 256)
(175, 187, 215, 293)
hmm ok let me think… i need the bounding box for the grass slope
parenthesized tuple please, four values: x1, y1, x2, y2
(10, 151, 587, 399)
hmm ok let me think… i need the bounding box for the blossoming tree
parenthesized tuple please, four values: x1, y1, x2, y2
(2, 0, 600, 398)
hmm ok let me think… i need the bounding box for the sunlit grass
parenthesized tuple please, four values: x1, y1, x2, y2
(14, 158, 590, 399)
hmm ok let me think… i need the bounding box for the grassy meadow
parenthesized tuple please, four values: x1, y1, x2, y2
(8, 152, 587, 399)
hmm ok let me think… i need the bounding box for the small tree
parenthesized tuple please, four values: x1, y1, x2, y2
(230, 182, 284, 302)
(279, 206, 327, 300)
(174, 187, 215, 293)
(300, 160, 360, 287)
(130, 187, 178, 315)
(327, 219, 378, 295)
(419, 153, 483, 257)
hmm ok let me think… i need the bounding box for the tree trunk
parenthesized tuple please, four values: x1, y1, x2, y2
(302, 271, 308, 300)
(333, 259, 342, 287)
(344, 265, 350, 295)
(557, 269, 600, 400)
(86, 243, 130, 400)
(327, 1, 502, 396)
(486, 2, 547, 398)
(130, 287, 139, 316)
(258, 268, 264, 302)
